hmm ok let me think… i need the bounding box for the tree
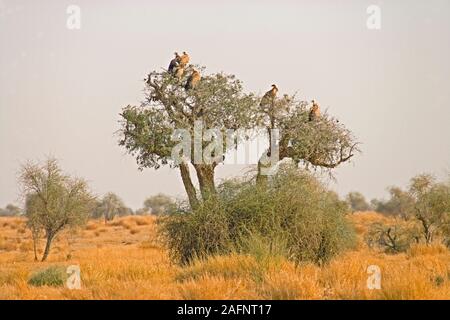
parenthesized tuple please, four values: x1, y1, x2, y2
(408, 174, 450, 244)
(371, 175, 450, 245)
(119, 62, 358, 209)
(120, 67, 258, 209)
(346, 192, 370, 212)
(92, 193, 128, 224)
(25, 194, 43, 261)
(371, 187, 414, 218)
(0, 204, 21, 216)
(143, 193, 176, 215)
(366, 221, 418, 253)
(20, 158, 95, 262)
(255, 97, 358, 186)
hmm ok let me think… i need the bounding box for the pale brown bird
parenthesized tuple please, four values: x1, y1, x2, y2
(174, 65, 185, 79)
(309, 100, 321, 121)
(185, 69, 201, 90)
(168, 52, 180, 73)
(260, 84, 278, 106)
(179, 51, 190, 67)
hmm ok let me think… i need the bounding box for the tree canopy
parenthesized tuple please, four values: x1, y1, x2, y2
(20, 158, 95, 261)
(119, 61, 359, 209)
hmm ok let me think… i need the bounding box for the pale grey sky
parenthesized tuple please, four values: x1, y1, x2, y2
(1, 0, 450, 209)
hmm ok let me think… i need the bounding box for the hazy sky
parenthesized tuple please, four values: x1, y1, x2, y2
(1, 0, 450, 210)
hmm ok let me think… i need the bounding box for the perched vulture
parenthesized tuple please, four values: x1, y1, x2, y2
(168, 52, 180, 73)
(185, 69, 201, 90)
(260, 84, 279, 106)
(179, 51, 190, 67)
(309, 100, 321, 121)
(174, 65, 185, 79)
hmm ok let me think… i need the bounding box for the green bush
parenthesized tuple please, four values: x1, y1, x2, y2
(365, 222, 418, 253)
(346, 192, 370, 212)
(28, 266, 67, 287)
(159, 166, 356, 265)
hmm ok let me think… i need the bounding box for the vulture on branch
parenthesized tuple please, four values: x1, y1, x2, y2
(174, 65, 185, 79)
(168, 52, 180, 73)
(260, 84, 279, 107)
(179, 51, 190, 67)
(185, 69, 201, 90)
(309, 100, 321, 121)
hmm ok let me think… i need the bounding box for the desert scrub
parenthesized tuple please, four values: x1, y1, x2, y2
(366, 221, 418, 253)
(28, 266, 68, 287)
(160, 166, 356, 265)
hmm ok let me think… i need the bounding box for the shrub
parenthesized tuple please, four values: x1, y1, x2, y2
(409, 175, 450, 244)
(28, 266, 67, 287)
(130, 228, 140, 235)
(159, 199, 232, 265)
(144, 194, 176, 215)
(366, 222, 418, 253)
(371, 187, 414, 218)
(346, 192, 370, 212)
(371, 175, 450, 245)
(160, 167, 356, 265)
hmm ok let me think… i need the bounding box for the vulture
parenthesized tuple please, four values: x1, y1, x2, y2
(309, 100, 321, 121)
(168, 52, 180, 73)
(260, 84, 278, 107)
(185, 69, 201, 90)
(174, 65, 185, 79)
(179, 51, 190, 67)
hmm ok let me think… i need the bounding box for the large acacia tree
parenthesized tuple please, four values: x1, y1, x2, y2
(119, 63, 358, 209)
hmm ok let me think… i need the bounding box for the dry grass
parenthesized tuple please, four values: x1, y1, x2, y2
(0, 213, 449, 300)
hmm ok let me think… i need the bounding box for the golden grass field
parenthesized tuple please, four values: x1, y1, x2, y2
(0, 212, 449, 300)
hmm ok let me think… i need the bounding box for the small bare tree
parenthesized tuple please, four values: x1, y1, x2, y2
(20, 158, 95, 262)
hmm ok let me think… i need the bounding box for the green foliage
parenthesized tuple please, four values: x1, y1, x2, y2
(346, 192, 370, 212)
(143, 193, 176, 215)
(118, 63, 359, 210)
(159, 166, 356, 266)
(28, 266, 67, 287)
(91, 193, 131, 221)
(371, 187, 415, 218)
(0, 204, 21, 217)
(275, 100, 359, 169)
(371, 174, 450, 245)
(409, 175, 450, 244)
(366, 222, 418, 253)
(20, 157, 95, 261)
(119, 67, 258, 171)
(159, 198, 232, 265)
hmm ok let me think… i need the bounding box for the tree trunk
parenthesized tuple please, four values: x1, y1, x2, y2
(32, 232, 38, 262)
(256, 157, 269, 187)
(194, 164, 217, 201)
(41, 233, 54, 262)
(256, 149, 279, 187)
(179, 162, 199, 209)
(418, 216, 433, 245)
